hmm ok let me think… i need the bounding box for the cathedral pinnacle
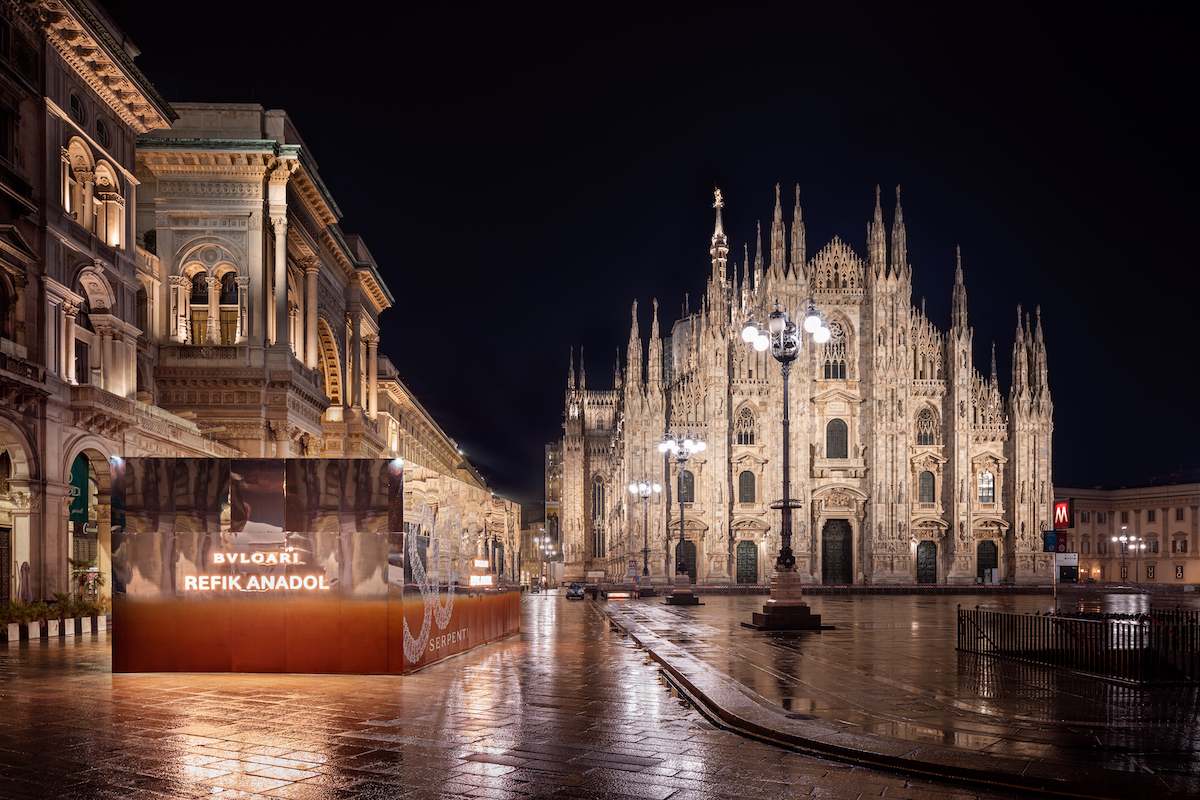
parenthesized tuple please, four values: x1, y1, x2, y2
(869, 185, 887, 276)
(951, 245, 968, 331)
(790, 184, 806, 281)
(711, 187, 728, 283)
(770, 183, 786, 280)
(890, 185, 907, 275)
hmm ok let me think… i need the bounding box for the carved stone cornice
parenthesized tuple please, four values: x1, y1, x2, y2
(33, 1, 173, 132)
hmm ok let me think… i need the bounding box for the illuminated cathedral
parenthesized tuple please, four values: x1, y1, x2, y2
(554, 186, 1054, 586)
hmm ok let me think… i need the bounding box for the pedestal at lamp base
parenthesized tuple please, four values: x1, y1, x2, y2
(664, 572, 702, 606)
(742, 570, 829, 630)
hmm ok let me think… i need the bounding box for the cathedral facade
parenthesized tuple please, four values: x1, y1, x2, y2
(556, 187, 1054, 586)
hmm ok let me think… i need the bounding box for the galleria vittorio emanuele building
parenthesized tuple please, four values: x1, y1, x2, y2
(553, 186, 1055, 586)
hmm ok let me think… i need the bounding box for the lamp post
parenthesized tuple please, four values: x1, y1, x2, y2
(1112, 527, 1138, 584)
(659, 431, 704, 605)
(628, 477, 661, 580)
(740, 298, 830, 631)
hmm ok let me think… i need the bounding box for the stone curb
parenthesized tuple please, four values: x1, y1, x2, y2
(599, 602, 1196, 800)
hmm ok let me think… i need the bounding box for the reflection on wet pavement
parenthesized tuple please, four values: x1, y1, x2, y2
(0, 592, 1029, 799)
(603, 591, 1200, 796)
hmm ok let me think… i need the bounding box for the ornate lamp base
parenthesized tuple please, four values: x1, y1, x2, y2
(664, 571, 701, 606)
(742, 570, 825, 630)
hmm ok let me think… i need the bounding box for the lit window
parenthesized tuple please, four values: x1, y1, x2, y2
(735, 408, 756, 445)
(679, 469, 695, 503)
(69, 93, 85, 124)
(826, 419, 848, 459)
(918, 471, 935, 503)
(978, 471, 995, 503)
(738, 471, 755, 503)
(822, 321, 847, 379)
(916, 408, 938, 446)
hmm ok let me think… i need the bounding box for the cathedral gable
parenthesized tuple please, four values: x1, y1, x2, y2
(809, 237, 865, 299)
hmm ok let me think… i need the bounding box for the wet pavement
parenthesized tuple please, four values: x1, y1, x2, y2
(2, 594, 1055, 800)
(600, 591, 1200, 800)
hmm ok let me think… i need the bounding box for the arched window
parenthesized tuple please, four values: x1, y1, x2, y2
(69, 94, 85, 124)
(918, 471, 935, 503)
(0, 277, 12, 342)
(826, 419, 848, 459)
(592, 476, 606, 558)
(978, 471, 995, 503)
(135, 285, 148, 340)
(189, 273, 209, 345)
(679, 469, 695, 503)
(916, 408, 938, 446)
(0, 449, 10, 494)
(738, 470, 755, 503)
(735, 408, 756, 445)
(218, 270, 239, 345)
(822, 321, 847, 379)
(591, 476, 605, 522)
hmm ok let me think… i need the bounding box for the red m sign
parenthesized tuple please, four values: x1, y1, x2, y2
(1053, 499, 1073, 529)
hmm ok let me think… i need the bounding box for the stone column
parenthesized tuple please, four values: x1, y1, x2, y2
(235, 277, 249, 343)
(304, 260, 319, 369)
(271, 214, 288, 348)
(99, 327, 113, 390)
(79, 171, 95, 231)
(206, 276, 220, 344)
(64, 302, 78, 384)
(349, 308, 362, 408)
(366, 334, 378, 418)
(247, 213, 264, 346)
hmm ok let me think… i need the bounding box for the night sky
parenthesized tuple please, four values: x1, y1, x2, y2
(107, 3, 1196, 507)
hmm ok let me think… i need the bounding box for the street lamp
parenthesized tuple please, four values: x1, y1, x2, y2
(1112, 526, 1139, 584)
(659, 431, 704, 605)
(628, 477, 661, 579)
(740, 298, 829, 631)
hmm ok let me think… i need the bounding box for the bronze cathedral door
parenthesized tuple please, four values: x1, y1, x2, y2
(821, 519, 852, 584)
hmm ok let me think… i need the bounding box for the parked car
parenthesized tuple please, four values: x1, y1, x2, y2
(566, 582, 585, 600)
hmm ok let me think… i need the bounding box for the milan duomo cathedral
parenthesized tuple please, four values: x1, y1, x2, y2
(555, 186, 1054, 586)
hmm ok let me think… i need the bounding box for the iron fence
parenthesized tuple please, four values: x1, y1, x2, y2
(957, 608, 1199, 684)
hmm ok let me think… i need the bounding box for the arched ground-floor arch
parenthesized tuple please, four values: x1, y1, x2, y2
(735, 540, 758, 584)
(977, 539, 999, 583)
(916, 541, 938, 584)
(821, 519, 853, 584)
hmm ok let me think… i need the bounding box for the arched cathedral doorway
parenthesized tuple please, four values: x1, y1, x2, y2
(977, 540, 998, 582)
(736, 540, 757, 584)
(676, 539, 697, 582)
(916, 541, 937, 584)
(821, 519, 852, 584)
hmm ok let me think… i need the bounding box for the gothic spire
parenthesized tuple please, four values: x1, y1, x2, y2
(1033, 305, 1048, 392)
(890, 185, 907, 274)
(568, 347, 575, 391)
(770, 183, 786, 280)
(869, 185, 887, 277)
(790, 184, 806, 281)
(1011, 306, 1028, 398)
(951, 245, 968, 331)
(754, 221, 764, 285)
(579, 347, 585, 390)
(647, 298, 662, 384)
(710, 187, 728, 284)
(991, 342, 998, 386)
(626, 300, 642, 390)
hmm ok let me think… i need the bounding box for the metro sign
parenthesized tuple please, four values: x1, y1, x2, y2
(1053, 499, 1074, 530)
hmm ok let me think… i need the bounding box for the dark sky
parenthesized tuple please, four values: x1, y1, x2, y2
(108, 3, 1197, 507)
